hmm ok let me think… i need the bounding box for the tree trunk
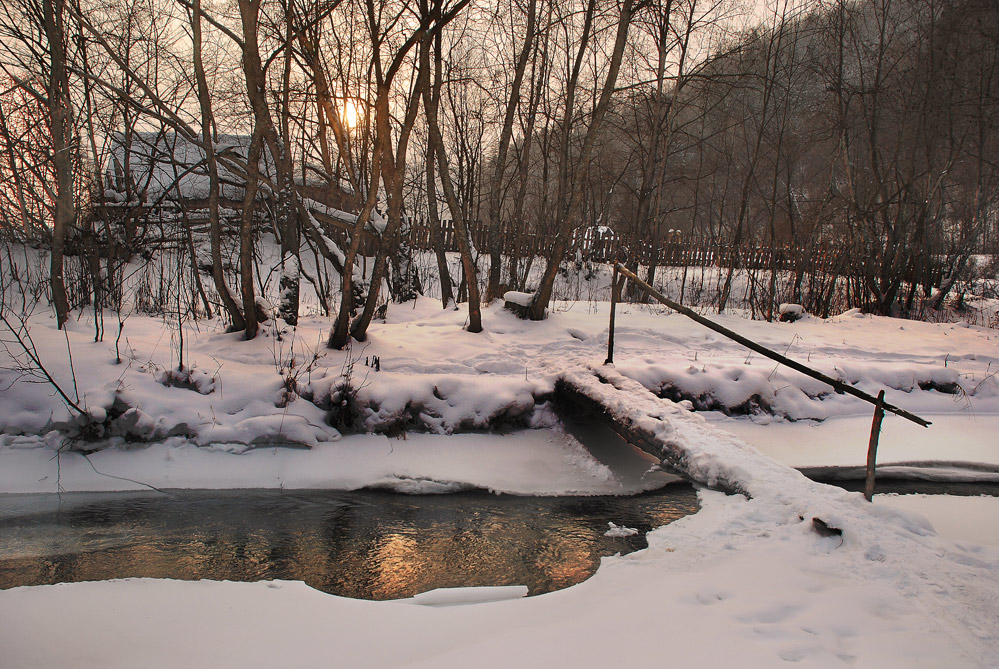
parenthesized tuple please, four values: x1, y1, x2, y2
(352, 48, 427, 338)
(238, 0, 299, 327)
(327, 153, 381, 349)
(276, 6, 300, 326)
(239, 128, 264, 340)
(486, 0, 537, 300)
(528, 0, 636, 320)
(44, 0, 73, 329)
(423, 28, 481, 332)
(427, 139, 454, 307)
(509, 30, 547, 291)
(0, 98, 35, 237)
(192, 0, 244, 330)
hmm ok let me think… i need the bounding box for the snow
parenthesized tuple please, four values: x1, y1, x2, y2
(604, 521, 639, 537)
(2, 262, 999, 666)
(779, 302, 805, 320)
(876, 494, 999, 547)
(106, 132, 332, 203)
(412, 585, 529, 607)
(503, 290, 534, 307)
(302, 198, 359, 226)
(0, 430, 630, 496)
(369, 209, 388, 234)
(106, 132, 259, 202)
(716, 412, 999, 470)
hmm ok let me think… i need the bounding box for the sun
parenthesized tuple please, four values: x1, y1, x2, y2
(342, 100, 360, 129)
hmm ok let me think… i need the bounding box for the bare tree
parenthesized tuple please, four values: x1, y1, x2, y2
(0, 0, 78, 326)
(328, 0, 470, 347)
(482, 0, 537, 299)
(191, 0, 246, 330)
(422, 49, 455, 308)
(527, 0, 644, 320)
(421, 2, 481, 331)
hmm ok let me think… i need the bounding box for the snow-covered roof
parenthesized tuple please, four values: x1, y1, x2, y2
(105, 131, 267, 203)
(104, 131, 338, 205)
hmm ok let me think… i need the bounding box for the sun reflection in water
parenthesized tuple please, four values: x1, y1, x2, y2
(0, 487, 699, 600)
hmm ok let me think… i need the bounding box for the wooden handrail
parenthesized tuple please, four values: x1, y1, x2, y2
(611, 262, 931, 428)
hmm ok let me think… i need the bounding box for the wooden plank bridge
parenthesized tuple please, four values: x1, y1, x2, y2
(551, 263, 930, 500)
(555, 366, 753, 496)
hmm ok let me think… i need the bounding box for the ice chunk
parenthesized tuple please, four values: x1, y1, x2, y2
(410, 585, 529, 607)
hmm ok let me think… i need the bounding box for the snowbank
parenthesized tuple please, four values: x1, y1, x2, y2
(2, 288, 997, 453)
(0, 429, 634, 496)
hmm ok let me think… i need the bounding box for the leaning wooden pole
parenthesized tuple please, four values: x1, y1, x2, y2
(612, 263, 930, 428)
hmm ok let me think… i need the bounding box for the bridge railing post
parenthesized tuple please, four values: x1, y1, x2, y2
(865, 390, 886, 502)
(606, 264, 620, 365)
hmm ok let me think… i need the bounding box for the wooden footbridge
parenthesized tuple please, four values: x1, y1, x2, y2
(555, 365, 760, 496)
(555, 263, 931, 500)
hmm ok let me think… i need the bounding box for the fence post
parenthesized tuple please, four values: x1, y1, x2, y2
(865, 390, 886, 502)
(606, 264, 619, 365)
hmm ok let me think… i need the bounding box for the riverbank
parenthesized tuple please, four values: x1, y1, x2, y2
(0, 430, 649, 496)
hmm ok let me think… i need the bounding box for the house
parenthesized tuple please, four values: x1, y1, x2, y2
(103, 130, 357, 229)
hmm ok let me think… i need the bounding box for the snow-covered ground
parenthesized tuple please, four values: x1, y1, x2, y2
(875, 494, 999, 547)
(0, 430, 638, 496)
(2, 287, 999, 666)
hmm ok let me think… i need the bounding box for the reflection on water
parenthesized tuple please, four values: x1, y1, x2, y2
(0, 486, 698, 600)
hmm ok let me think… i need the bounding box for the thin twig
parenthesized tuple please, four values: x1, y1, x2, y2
(79, 452, 168, 494)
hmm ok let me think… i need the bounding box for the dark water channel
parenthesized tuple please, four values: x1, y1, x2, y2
(822, 478, 999, 496)
(0, 485, 699, 600)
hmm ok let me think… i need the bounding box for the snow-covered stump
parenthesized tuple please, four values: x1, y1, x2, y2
(502, 290, 534, 319)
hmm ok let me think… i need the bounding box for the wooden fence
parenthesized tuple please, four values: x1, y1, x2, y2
(404, 217, 842, 274)
(101, 203, 941, 287)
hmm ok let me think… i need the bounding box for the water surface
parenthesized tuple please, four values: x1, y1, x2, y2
(0, 485, 698, 600)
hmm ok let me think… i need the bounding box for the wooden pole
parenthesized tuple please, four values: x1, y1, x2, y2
(865, 390, 886, 502)
(612, 263, 930, 428)
(606, 263, 618, 365)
